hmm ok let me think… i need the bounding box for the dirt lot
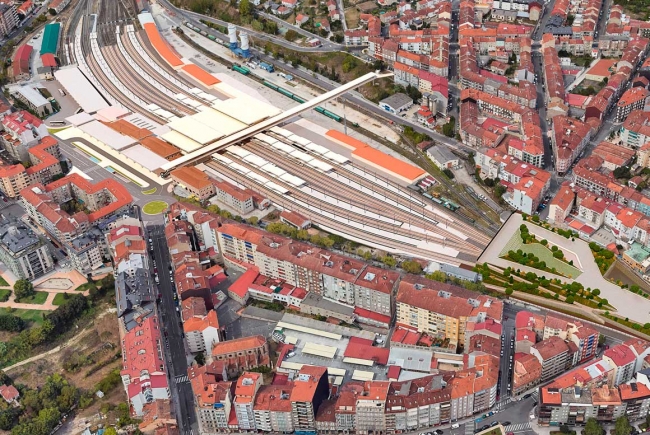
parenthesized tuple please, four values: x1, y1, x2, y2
(9, 311, 121, 391)
(345, 7, 361, 28)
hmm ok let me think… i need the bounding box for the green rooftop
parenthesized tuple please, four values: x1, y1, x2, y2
(40, 23, 61, 56)
(625, 242, 650, 263)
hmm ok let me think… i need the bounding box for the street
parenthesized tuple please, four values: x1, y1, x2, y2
(148, 224, 198, 435)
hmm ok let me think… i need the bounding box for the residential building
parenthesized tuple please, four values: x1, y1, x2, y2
(0, 384, 19, 405)
(217, 223, 399, 317)
(512, 352, 542, 395)
(66, 229, 106, 274)
(183, 310, 221, 354)
(0, 3, 18, 36)
(603, 344, 637, 386)
(234, 373, 263, 430)
(615, 87, 650, 122)
(120, 317, 169, 416)
(188, 364, 233, 434)
(530, 336, 571, 382)
(212, 179, 254, 215)
(48, 0, 72, 14)
(0, 216, 53, 280)
(548, 182, 575, 224)
(538, 386, 626, 426)
(620, 110, 650, 149)
(211, 335, 270, 377)
(552, 116, 592, 175)
(395, 275, 503, 352)
(253, 384, 295, 433)
(290, 366, 330, 432)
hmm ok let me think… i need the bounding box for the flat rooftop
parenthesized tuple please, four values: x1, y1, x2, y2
(54, 67, 110, 113)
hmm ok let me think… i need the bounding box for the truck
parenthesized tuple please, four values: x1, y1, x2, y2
(259, 62, 274, 72)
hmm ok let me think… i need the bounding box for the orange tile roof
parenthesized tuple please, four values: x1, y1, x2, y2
(212, 335, 266, 356)
(171, 166, 213, 190)
(143, 22, 183, 68)
(121, 317, 165, 380)
(184, 310, 220, 333)
(290, 365, 327, 403)
(181, 64, 220, 87)
(326, 130, 425, 182)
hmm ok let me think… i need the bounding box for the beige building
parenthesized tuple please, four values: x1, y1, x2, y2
(213, 179, 254, 215)
(171, 167, 215, 201)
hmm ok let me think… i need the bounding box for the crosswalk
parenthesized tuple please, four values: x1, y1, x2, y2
(465, 422, 475, 435)
(504, 423, 531, 433)
(175, 374, 189, 383)
(494, 398, 513, 411)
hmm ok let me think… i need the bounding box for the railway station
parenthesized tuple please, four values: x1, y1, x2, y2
(47, 4, 489, 265)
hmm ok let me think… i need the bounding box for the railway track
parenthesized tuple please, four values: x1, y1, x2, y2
(61, 0, 88, 65)
(245, 141, 486, 257)
(207, 158, 473, 265)
(215, 149, 481, 262)
(261, 133, 492, 247)
(119, 31, 204, 105)
(101, 43, 194, 115)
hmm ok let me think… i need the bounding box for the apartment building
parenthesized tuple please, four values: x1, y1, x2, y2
(552, 116, 593, 175)
(188, 364, 233, 434)
(211, 335, 270, 377)
(234, 373, 263, 430)
(395, 275, 503, 351)
(356, 382, 391, 434)
(183, 310, 221, 353)
(213, 179, 254, 215)
(66, 230, 105, 274)
(620, 110, 650, 149)
(0, 3, 18, 36)
(512, 353, 542, 395)
(217, 222, 399, 316)
(538, 386, 627, 426)
(615, 87, 650, 122)
(548, 182, 575, 224)
(0, 216, 53, 280)
(290, 366, 330, 432)
(603, 344, 637, 386)
(120, 317, 169, 416)
(1, 110, 50, 162)
(254, 385, 295, 433)
(0, 136, 62, 198)
(530, 336, 572, 382)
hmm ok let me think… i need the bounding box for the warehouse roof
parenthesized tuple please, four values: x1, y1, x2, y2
(167, 116, 224, 145)
(380, 92, 413, 110)
(142, 21, 183, 68)
(212, 95, 282, 125)
(54, 67, 110, 113)
(78, 120, 137, 150)
(191, 108, 246, 136)
(161, 130, 202, 153)
(121, 145, 169, 171)
(40, 23, 61, 55)
(12, 44, 33, 76)
(181, 64, 220, 87)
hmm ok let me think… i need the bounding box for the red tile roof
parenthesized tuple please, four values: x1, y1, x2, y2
(343, 336, 390, 364)
(212, 335, 266, 357)
(13, 44, 32, 76)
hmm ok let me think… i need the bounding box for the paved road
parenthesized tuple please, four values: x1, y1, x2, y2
(148, 224, 198, 435)
(157, 0, 342, 52)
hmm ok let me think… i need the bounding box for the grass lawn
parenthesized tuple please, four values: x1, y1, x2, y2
(500, 230, 582, 278)
(0, 276, 9, 286)
(19, 291, 49, 305)
(0, 308, 46, 327)
(143, 201, 168, 215)
(0, 289, 10, 302)
(142, 187, 157, 195)
(52, 293, 70, 306)
(75, 281, 97, 292)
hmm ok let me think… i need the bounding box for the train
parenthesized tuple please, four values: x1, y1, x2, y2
(422, 192, 461, 212)
(262, 81, 359, 127)
(184, 21, 220, 43)
(232, 64, 250, 75)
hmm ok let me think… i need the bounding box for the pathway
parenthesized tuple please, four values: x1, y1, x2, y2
(3, 309, 114, 372)
(479, 213, 650, 324)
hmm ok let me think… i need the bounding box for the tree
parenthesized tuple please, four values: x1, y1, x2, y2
(285, 29, 299, 42)
(13, 279, 34, 301)
(614, 416, 632, 435)
(442, 168, 454, 179)
(239, 0, 252, 17)
(401, 260, 422, 274)
(505, 288, 514, 296)
(195, 352, 205, 366)
(104, 428, 118, 435)
(598, 334, 606, 346)
(592, 288, 600, 296)
(566, 295, 575, 304)
(583, 418, 604, 435)
(442, 118, 455, 137)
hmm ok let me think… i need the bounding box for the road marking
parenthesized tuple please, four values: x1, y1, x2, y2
(175, 374, 189, 383)
(505, 423, 532, 433)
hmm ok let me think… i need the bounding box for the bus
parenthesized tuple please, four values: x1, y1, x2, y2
(74, 107, 83, 114)
(58, 89, 66, 96)
(49, 121, 65, 126)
